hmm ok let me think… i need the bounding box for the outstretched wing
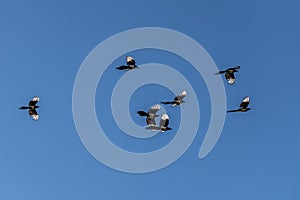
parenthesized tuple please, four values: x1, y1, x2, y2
(28, 109, 39, 120)
(28, 96, 39, 106)
(240, 96, 250, 109)
(174, 90, 187, 101)
(126, 56, 135, 66)
(145, 125, 161, 131)
(225, 72, 236, 84)
(232, 65, 240, 70)
(159, 114, 169, 128)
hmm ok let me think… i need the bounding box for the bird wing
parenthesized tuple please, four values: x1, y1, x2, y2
(159, 114, 169, 128)
(28, 109, 39, 120)
(227, 66, 240, 72)
(148, 104, 160, 114)
(28, 96, 39, 106)
(240, 96, 250, 109)
(126, 56, 135, 66)
(225, 72, 236, 84)
(145, 126, 160, 131)
(174, 90, 187, 101)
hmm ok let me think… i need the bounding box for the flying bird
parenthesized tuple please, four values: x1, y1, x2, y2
(159, 114, 172, 132)
(227, 96, 251, 113)
(146, 113, 172, 132)
(161, 90, 187, 106)
(19, 96, 40, 120)
(116, 56, 139, 71)
(215, 66, 240, 84)
(137, 104, 161, 126)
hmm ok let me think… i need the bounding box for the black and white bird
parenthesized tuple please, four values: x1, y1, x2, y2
(227, 96, 251, 113)
(116, 56, 139, 71)
(161, 90, 187, 106)
(19, 96, 40, 120)
(146, 113, 172, 132)
(159, 114, 172, 132)
(137, 104, 161, 126)
(215, 66, 240, 84)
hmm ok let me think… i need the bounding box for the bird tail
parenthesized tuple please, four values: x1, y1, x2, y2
(116, 65, 127, 70)
(227, 109, 238, 113)
(161, 127, 172, 132)
(214, 70, 225, 75)
(161, 101, 172, 105)
(137, 111, 148, 116)
(19, 106, 28, 110)
(145, 126, 160, 131)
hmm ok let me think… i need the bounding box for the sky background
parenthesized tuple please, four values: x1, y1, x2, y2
(1, 0, 300, 199)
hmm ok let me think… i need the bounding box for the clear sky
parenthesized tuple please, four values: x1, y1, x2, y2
(1, 0, 299, 199)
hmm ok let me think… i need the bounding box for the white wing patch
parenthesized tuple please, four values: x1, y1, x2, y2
(32, 96, 40, 102)
(32, 114, 39, 121)
(126, 56, 134, 63)
(150, 104, 160, 111)
(179, 90, 187, 97)
(161, 113, 169, 120)
(243, 96, 250, 102)
(228, 78, 236, 84)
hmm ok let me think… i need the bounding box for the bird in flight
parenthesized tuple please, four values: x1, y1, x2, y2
(19, 96, 40, 120)
(116, 56, 139, 71)
(137, 104, 161, 126)
(146, 113, 172, 132)
(227, 96, 251, 113)
(215, 66, 240, 84)
(161, 90, 187, 106)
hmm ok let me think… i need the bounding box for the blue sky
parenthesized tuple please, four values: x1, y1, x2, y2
(1, 0, 299, 199)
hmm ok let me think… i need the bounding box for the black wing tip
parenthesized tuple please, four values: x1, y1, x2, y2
(137, 111, 147, 116)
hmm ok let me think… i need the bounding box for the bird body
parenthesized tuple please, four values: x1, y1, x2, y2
(215, 66, 240, 84)
(116, 56, 139, 71)
(227, 96, 251, 113)
(161, 90, 187, 106)
(146, 113, 172, 132)
(137, 104, 160, 126)
(19, 96, 40, 120)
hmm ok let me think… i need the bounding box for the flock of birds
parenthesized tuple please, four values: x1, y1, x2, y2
(19, 56, 251, 129)
(117, 56, 251, 132)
